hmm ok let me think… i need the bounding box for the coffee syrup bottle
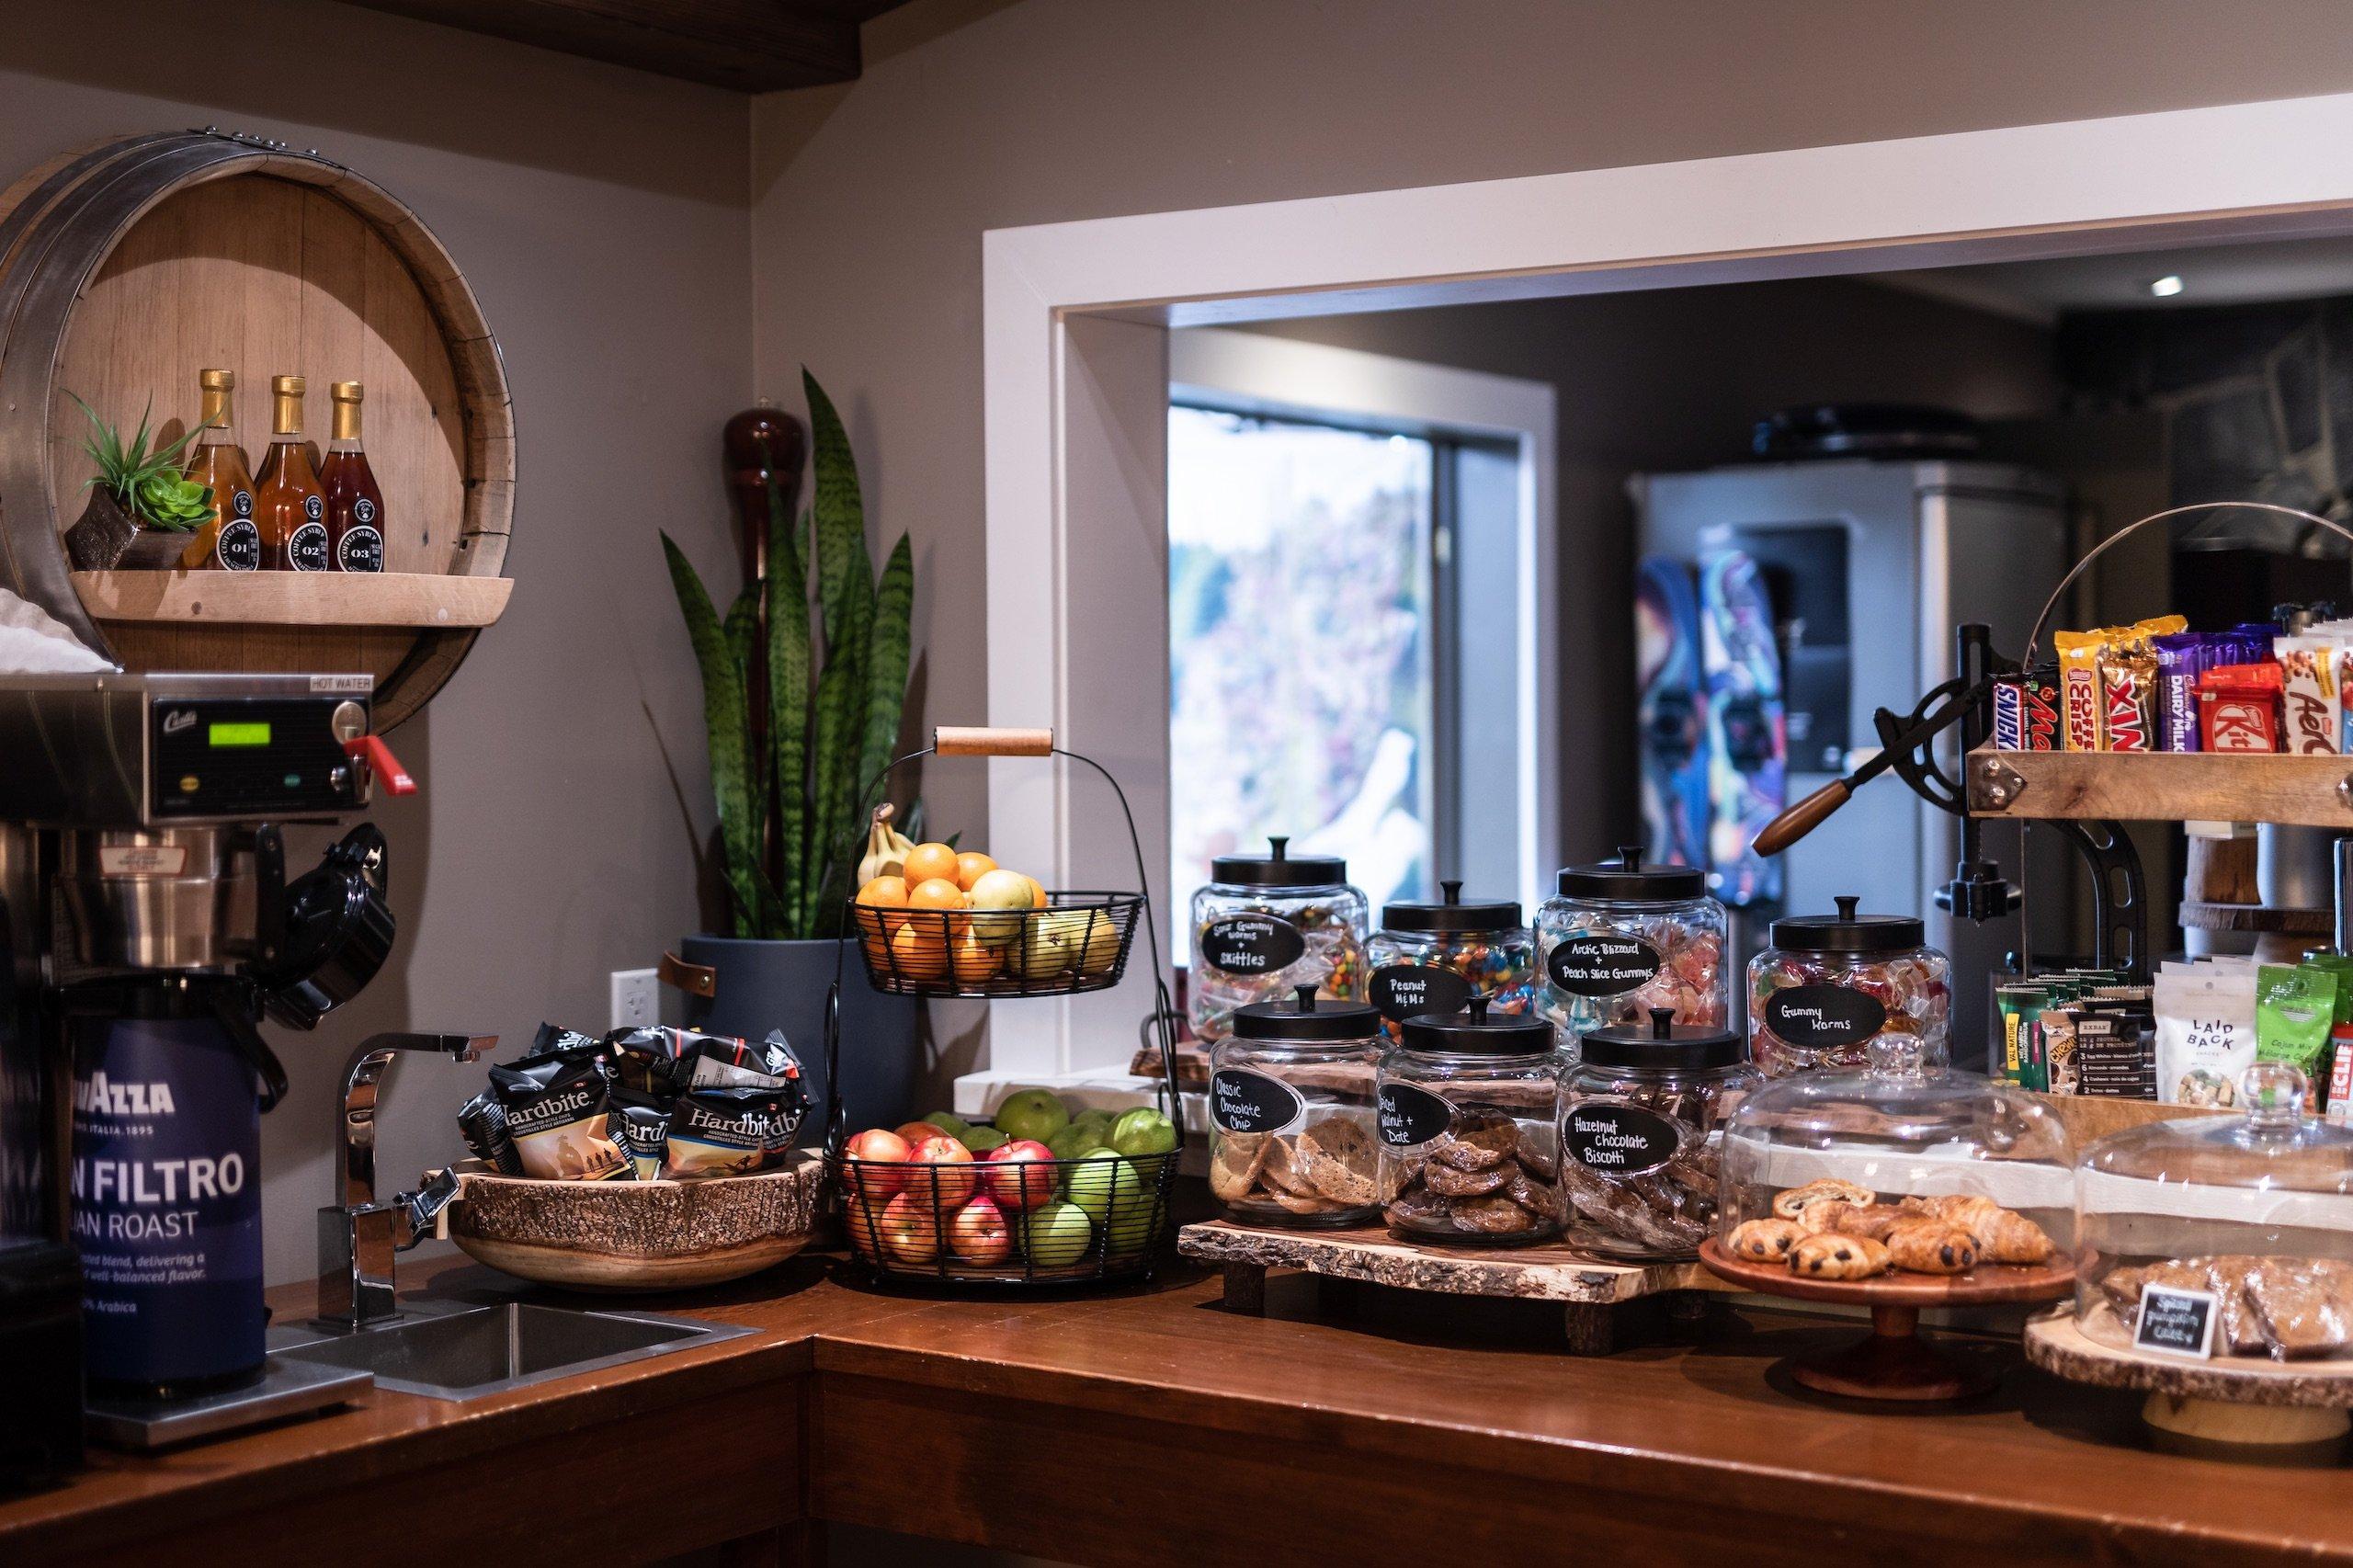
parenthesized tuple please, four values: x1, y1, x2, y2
(251, 375, 329, 572)
(177, 369, 260, 572)
(319, 381, 385, 573)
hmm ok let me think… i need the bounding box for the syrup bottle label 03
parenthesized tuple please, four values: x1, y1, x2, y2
(336, 526, 384, 573)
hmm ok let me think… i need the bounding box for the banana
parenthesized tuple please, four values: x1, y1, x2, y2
(857, 804, 916, 887)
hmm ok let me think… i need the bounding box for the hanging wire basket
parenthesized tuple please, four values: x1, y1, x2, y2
(847, 891, 1144, 998)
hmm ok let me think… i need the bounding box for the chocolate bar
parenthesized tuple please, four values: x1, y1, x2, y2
(2279, 634, 2343, 756)
(2021, 663, 2063, 750)
(1992, 674, 2025, 750)
(2153, 631, 2207, 752)
(2200, 661, 2285, 753)
(2055, 630, 2109, 750)
(2099, 640, 2158, 753)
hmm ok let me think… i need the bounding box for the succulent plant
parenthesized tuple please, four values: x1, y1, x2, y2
(665, 369, 915, 940)
(70, 392, 211, 530)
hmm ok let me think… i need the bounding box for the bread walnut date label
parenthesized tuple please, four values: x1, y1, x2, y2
(1563, 1101, 1681, 1177)
(1210, 1067, 1306, 1135)
(1547, 934, 1663, 997)
(1199, 914, 1306, 975)
(1760, 983, 1886, 1049)
(1375, 1081, 1454, 1149)
(1369, 962, 1472, 1022)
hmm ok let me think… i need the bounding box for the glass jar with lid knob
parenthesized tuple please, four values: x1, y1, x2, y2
(1535, 846, 1727, 1049)
(1376, 996, 1563, 1245)
(1746, 894, 1951, 1078)
(1188, 835, 1369, 1047)
(1364, 880, 1536, 1044)
(2074, 1064, 2353, 1362)
(1207, 985, 1381, 1228)
(1561, 1007, 1760, 1260)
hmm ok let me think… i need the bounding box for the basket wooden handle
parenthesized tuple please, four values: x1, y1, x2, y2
(935, 726, 1052, 757)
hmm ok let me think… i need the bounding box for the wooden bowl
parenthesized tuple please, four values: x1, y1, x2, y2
(447, 1153, 824, 1291)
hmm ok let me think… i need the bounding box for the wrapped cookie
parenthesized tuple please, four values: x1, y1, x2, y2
(1376, 996, 1563, 1245)
(1208, 987, 1381, 1227)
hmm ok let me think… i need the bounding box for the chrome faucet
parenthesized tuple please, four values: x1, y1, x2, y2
(316, 1032, 495, 1329)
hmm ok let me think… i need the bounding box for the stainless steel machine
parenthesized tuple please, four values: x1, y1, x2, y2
(0, 669, 414, 1461)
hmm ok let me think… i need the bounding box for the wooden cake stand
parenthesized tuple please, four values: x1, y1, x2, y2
(2025, 1305, 2353, 1447)
(1699, 1239, 2076, 1402)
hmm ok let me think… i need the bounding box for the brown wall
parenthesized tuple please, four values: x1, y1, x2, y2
(0, 0, 753, 1281)
(749, 0, 2353, 1086)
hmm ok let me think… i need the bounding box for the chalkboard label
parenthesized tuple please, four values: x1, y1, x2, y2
(1198, 914, 1306, 976)
(1760, 984, 1887, 1050)
(1562, 1100, 1683, 1176)
(1547, 933, 1663, 997)
(1376, 1081, 1454, 1149)
(1370, 962, 1472, 1022)
(2134, 1284, 2219, 1358)
(1210, 1067, 1306, 1135)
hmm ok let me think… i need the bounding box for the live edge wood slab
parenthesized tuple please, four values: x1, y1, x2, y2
(8, 1253, 2353, 1568)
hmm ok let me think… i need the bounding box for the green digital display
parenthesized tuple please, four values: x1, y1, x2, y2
(208, 722, 272, 749)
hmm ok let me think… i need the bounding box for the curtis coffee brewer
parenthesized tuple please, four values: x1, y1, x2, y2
(0, 670, 409, 1472)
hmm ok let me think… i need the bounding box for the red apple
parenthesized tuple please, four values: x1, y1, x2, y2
(895, 1119, 952, 1146)
(908, 1135, 978, 1207)
(949, 1194, 1012, 1266)
(984, 1139, 1058, 1211)
(880, 1191, 940, 1263)
(844, 1128, 912, 1203)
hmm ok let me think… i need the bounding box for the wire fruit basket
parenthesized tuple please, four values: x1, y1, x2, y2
(824, 725, 1185, 1290)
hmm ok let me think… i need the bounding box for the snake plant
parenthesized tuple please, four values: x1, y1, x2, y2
(665, 369, 915, 939)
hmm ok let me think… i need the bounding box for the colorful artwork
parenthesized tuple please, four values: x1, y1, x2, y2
(1698, 549, 1786, 908)
(1635, 555, 1708, 873)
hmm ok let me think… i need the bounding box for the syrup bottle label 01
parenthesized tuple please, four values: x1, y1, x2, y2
(1198, 914, 1305, 975)
(1210, 1067, 1306, 1135)
(1376, 1081, 1454, 1149)
(1369, 962, 1472, 1022)
(1759, 983, 1887, 1050)
(1547, 933, 1664, 997)
(214, 515, 260, 572)
(1563, 1099, 1683, 1177)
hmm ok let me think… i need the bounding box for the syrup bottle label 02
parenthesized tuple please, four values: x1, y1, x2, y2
(288, 500, 331, 572)
(1210, 1067, 1306, 1135)
(1198, 914, 1305, 975)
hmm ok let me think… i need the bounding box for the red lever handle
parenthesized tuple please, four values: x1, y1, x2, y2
(343, 733, 416, 796)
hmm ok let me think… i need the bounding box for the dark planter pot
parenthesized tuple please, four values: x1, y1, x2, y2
(677, 934, 920, 1145)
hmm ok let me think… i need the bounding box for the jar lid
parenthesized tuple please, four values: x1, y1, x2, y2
(1767, 893, 1924, 953)
(1579, 1006, 1746, 1070)
(1381, 879, 1521, 933)
(1556, 844, 1706, 901)
(1211, 835, 1347, 889)
(1398, 994, 1557, 1056)
(1233, 984, 1379, 1041)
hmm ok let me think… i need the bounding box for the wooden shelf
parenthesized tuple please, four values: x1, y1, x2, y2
(1965, 745, 2353, 828)
(73, 570, 510, 630)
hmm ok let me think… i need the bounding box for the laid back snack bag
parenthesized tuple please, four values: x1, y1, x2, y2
(2155, 961, 2258, 1108)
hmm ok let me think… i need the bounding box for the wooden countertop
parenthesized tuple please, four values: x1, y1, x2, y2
(6, 1254, 2350, 1566)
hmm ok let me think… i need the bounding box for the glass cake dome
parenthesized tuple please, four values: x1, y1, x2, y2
(2074, 1063, 2353, 1361)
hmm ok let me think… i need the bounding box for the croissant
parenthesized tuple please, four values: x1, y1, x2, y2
(1771, 1178, 1873, 1221)
(1802, 1200, 1908, 1242)
(1913, 1195, 2055, 1265)
(1884, 1219, 1979, 1275)
(1725, 1218, 1806, 1262)
(1790, 1232, 1890, 1279)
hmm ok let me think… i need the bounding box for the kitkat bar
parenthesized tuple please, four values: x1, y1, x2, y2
(2054, 630, 2109, 750)
(2200, 661, 2285, 753)
(2279, 633, 2343, 755)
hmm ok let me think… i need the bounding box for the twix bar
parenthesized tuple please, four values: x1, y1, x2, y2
(2097, 615, 2185, 754)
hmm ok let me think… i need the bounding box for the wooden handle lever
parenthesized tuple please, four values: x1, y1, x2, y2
(935, 726, 1052, 757)
(1753, 779, 1851, 858)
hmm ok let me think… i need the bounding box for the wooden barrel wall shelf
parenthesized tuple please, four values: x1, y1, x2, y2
(0, 131, 514, 730)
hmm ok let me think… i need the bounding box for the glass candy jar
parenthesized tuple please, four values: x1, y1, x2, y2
(1189, 836, 1369, 1046)
(1208, 987, 1381, 1228)
(1536, 846, 1726, 1048)
(1376, 997, 1563, 1245)
(1747, 895, 1950, 1078)
(1561, 1007, 1760, 1261)
(2074, 1064, 2353, 1362)
(1364, 880, 1536, 1043)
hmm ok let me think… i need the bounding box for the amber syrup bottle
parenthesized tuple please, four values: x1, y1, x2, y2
(251, 374, 329, 572)
(320, 381, 385, 573)
(177, 369, 261, 572)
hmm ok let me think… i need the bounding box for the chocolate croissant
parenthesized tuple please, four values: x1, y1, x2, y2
(1884, 1219, 1979, 1275)
(1915, 1195, 2055, 1265)
(1790, 1233, 1891, 1279)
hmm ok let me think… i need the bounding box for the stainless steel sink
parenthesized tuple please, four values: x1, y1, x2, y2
(270, 1301, 752, 1401)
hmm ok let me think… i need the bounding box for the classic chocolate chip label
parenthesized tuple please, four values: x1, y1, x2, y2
(1546, 933, 1663, 997)
(1198, 914, 1305, 975)
(1760, 983, 1887, 1049)
(1563, 1100, 1683, 1176)
(2134, 1284, 2219, 1358)
(1369, 962, 1472, 1022)
(1210, 1067, 1306, 1136)
(1375, 1081, 1454, 1148)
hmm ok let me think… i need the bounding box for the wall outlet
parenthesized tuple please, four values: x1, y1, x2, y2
(608, 967, 660, 1031)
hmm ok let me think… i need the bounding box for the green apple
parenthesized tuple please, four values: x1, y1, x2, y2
(922, 1110, 969, 1137)
(1046, 1121, 1108, 1160)
(1109, 1107, 1177, 1158)
(1069, 1107, 1117, 1132)
(1064, 1148, 1134, 1227)
(994, 1087, 1070, 1145)
(1020, 1199, 1095, 1267)
(961, 1124, 1007, 1153)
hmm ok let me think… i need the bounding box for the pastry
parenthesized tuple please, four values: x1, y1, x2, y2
(1725, 1218, 1805, 1263)
(2243, 1258, 2353, 1359)
(1883, 1220, 1978, 1275)
(1452, 1194, 1538, 1234)
(1790, 1233, 1890, 1279)
(1803, 1200, 1907, 1243)
(1771, 1178, 1874, 1223)
(1212, 1114, 1381, 1221)
(1382, 1108, 1559, 1241)
(1907, 1194, 2055, 1265)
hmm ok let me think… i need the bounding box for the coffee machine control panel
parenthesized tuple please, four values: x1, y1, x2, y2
(151, 696, 367, 820)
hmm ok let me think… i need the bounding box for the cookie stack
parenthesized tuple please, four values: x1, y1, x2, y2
(1210, 1116, 1380, 1221)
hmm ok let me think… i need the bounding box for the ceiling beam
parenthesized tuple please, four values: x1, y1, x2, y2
(347, 0, 898, 92)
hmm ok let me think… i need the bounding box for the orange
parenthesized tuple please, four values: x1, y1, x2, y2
(890, 922, 949, 979)
(908, 878, 967, 910)
(950, 929, 1000, 984)
(954, 851, 998, 892)
(903, 842, 960, 887)
(857, 875, 909, 906)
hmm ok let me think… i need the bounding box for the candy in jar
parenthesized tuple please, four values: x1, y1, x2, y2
(1188, 836, 1369, 1046)
(1747, 895, 1951, 1077)
(1364, 880, 1536, 1044)
(1535, 846, 1727, 1047)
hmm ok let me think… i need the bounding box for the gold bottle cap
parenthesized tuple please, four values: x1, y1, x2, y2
(199, 368, 235, 391)
(272, 374, 304, 396)
(331, 381, 363, 403)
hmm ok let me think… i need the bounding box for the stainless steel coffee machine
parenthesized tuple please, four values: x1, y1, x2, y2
(0, 669, 410, 1469)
